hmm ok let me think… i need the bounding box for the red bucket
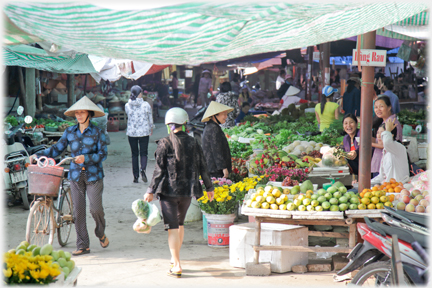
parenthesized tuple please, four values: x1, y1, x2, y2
(28, 165, 64, 196)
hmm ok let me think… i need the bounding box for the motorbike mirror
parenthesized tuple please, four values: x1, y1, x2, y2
(17, 106, 24, 115)
(24, 115, 33, 124)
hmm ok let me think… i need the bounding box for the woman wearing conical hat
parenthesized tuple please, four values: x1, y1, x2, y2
(201, 101, 234, 178)
(30, 96, 109, 256)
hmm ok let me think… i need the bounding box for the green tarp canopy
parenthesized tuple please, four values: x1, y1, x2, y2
(3, 2, 429, 65)
(3, 45, 97, 74)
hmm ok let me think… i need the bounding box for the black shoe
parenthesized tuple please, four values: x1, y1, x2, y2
(133, 177, 139, 183)
(141, 170, 147, 183)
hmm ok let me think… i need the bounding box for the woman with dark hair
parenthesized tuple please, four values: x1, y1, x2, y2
(216, 81, 240, 128)
(342, 79, 361, 116)
(381, 77, 400, 114)
(371, 95, 402, 177)
(342, 114, 360, 175)
(201, 101, 234, 178)
(230, 73, 240, 95)
(238, 84, 255, 107)
(315, 85, 339, 132)
(125, 85, 154, 183)
(192, 73, 201, 108)
(170, 71, 179, 101)
(30, 96, 109, 256)
(144, 107, 214, 278)
(198, 70, 213, 107)
(371, 118, 409, 184)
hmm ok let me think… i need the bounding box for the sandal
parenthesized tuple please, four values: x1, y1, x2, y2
(167, 268, 181, 278)
(100, 235, 109, 248)
(72, 248, 90, 256)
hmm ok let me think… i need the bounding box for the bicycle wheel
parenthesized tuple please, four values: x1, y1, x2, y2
(26, 199, 55, 246)
(57, 187, 74, 247)
(351, 261, 411, 286)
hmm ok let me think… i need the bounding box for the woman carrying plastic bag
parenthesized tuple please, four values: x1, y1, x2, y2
(144, 107, 214, 278)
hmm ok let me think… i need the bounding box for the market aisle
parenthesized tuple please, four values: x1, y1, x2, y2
(2, 118, 346, 287)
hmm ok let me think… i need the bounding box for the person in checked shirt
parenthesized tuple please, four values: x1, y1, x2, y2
(30, 96, 109, 256)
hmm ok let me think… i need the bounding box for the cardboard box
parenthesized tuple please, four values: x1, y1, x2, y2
(229, 223, 308, 273)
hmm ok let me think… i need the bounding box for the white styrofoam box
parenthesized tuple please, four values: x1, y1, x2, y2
(405, 136, 419, 163)
(57, 93, 68, 103)
(418, 143, 428, 160)
(229, 223, 308, 273)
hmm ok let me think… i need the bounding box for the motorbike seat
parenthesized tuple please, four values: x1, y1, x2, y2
(365, 217, 428, 249)
(384, 206, 429, 228)
(27, 145, 46, 155)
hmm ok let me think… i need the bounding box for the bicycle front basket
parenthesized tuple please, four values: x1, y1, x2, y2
(28, 165, 65, 196)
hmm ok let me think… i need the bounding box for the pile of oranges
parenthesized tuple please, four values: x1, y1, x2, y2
(359, 183, 396, 210)
(373, 178, 404, 193)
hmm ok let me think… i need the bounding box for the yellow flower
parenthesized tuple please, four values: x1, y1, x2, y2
(223, 185, 228, 188)
(216, 198, 223, 202)
(3, 268, 12, 278)
(227, 196, 232, 200)
(202, 199, 208, 204)
(30, 270, 40, 280)
(39, 269, 49, 279)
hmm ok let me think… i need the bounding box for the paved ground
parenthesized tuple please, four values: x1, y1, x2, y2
(1, 109, 347, 287)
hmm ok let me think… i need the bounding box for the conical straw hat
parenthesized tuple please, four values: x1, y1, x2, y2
(64, 96, 105, 118)
(284, 86, 300, 96)
(201, 101, 234, 122)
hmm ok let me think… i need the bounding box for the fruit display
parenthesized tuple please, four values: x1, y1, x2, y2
(245, 181, 359, 212)
(9, 241, 76, 279)
(394, 189, 429, 213)
(358, 188, 395, 210)
(282, 140, 324, 158)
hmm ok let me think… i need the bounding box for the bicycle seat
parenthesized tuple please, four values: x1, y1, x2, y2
(364, 217, 428, 248)
(384, 206, 429, 228)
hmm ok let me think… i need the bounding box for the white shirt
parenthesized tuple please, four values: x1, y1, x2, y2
(371, 131, 410, 184)
(276, 76, 285, 90)
(125, 98, 154, 137)
(279, 95, 302, 111)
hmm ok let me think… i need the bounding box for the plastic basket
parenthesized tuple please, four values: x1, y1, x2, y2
(28, 165, 64, 196)
(45, 126, 58, 132)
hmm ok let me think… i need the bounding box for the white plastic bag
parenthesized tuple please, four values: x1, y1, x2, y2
(131, 199, 150, 220)
(146, 202, 162, 226)
(133, 218, 151, 234)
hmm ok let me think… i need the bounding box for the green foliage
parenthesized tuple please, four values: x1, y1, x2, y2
(397, 109, 427, 125)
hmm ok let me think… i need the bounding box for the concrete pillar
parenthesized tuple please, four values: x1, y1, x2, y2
(25, 68, 36, 117)
(67, 74, 76, 107)
(358, 30, 377, 193)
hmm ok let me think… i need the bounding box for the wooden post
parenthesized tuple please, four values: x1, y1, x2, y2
(358, 30, 376, 193)
(36, 70, 42, 111)
(18, 67, 26, 109)
(25, 68, 36, 117)
(306, 46, 313, 101)
(67, 74, 76, 106)
(253, 217, 262, 264)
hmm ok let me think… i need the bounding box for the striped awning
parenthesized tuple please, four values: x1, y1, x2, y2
(4, 45, 97, 74)
(3, 2, 429, 65)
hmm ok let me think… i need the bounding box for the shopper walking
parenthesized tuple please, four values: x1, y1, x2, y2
(144, 107, 214, 278)
(125, 85, 153, 183)
(216, 81, 240, 129)
(198, 70, 212, 107)
(30, 96, 109, 256)
(201, 101, 233, 178)
(170, 71, 179, 103)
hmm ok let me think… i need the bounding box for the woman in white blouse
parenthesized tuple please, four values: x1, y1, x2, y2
(371, 118, 409, 184)
(125, 85, 154, 183)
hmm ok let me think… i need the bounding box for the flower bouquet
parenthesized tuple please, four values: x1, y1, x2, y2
(3, 251, 61, 285)
(198, 177, 259, 214)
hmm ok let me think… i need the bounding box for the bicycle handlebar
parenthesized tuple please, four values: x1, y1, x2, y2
(34, 156, 75, 167)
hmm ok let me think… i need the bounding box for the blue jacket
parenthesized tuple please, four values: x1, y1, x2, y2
(343, 87, 361, 116)
(36, 123, 107, 182)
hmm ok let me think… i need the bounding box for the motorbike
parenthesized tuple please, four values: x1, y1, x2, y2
(336, 206, 428, 285)
(3, 111, 46, 209)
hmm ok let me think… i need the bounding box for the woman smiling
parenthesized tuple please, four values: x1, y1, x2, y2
(342, 114, 360, 175)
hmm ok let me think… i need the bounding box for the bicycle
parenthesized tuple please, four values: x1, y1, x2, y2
(26, 156, 75, 247)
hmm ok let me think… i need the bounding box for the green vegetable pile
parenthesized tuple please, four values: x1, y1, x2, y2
(397, 109, 427, 126)
(5, 115, 18, 127)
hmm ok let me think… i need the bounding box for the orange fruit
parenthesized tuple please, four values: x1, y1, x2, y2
(372, 186, 379, 191)
(398, 182, 403, 187)
(391, 183, 397, 188)
(390, 178, 396, 184)
(367, 203, 376, 209)
(384, 189, 388, 192)
(364, 192, 373, 199)
(379, 185, 385, 190)
(361, 198, 371, 205)
(388, 188, 395, 193)
(388, 194, 395, 202)
(394, 187, 402, 193)
(383, 182, 388, 187)
(360, 192, 365, 198)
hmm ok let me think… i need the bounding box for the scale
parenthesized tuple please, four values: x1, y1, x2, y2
(308, 166, 351, 188)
